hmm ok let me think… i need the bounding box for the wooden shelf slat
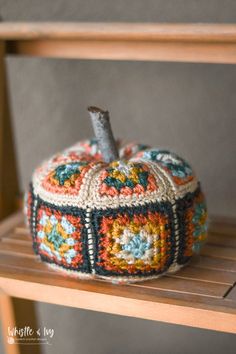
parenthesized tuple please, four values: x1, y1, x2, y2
(201, 244, 236, 261)
(0, 23, 236, 63)
(0, 212, 236, 333)
(191, 255, 236, 273)
(207, 232, 236, 248)
(0, 23, 236, 41)
(0, 22, 236, 42)
(168, 266, 236, 285)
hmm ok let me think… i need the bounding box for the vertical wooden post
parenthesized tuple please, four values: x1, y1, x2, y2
(0, 292, 20, 354)
(0, 40, 20, 354)
(0, 41, 41, 354)
(0, 41, 19, 220)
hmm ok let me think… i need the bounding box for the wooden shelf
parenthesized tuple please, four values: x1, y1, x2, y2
(0, 212, 236, 333)
(0, 22, 236, 353)
(1, 22, 236, 63)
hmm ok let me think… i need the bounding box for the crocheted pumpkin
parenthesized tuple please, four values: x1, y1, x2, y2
(25, 107, 207, 283)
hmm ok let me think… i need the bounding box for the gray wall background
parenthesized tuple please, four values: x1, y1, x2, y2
(0, 1, 236, 353)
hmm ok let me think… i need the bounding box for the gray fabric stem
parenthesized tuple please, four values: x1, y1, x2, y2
(88, 106, 119, 163)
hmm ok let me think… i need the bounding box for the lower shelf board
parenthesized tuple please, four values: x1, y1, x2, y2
(0, 212, 236, 333)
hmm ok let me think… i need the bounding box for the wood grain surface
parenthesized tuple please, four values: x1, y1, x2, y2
(0, 23, 235, 63)
(0, 23, 236, 41)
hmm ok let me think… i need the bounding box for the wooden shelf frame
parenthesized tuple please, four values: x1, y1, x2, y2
(0, 21, 236, 354)
(1, 23, 236, 63)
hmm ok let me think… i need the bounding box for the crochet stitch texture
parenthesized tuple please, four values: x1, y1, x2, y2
(25, 139, 207, 283)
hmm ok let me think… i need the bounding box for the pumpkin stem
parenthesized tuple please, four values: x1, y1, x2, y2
(88, 106, 119, 163)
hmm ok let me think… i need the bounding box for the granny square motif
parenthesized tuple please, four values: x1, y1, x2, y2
(91, 201, 175, 281)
